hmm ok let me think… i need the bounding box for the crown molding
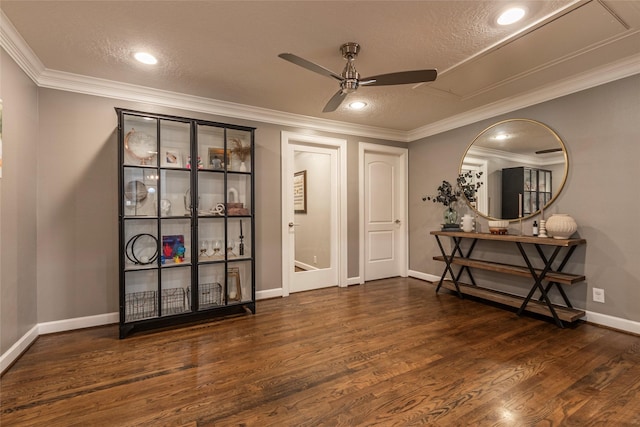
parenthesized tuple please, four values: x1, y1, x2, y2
(2, 10, 638, 143)
(36, 68, 407, 142)
(467, 146, 565, 167)
(0, 10, 44, 82)
(407, 53, 640, 141)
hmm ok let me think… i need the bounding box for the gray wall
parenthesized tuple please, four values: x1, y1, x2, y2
(2, 54, 403, 330)
(0, 48, 39, 353)
(410, 74, 640, 322)
(3, 45, 637, 357)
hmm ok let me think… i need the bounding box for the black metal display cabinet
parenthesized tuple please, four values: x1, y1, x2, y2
(502, 166, 552, 219)
(116, 108, 255, 338)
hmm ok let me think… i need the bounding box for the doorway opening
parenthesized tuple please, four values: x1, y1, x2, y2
(281, 132, 347, 296)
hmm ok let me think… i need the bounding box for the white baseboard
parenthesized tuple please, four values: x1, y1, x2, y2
(294, 261, 319, 271)
(408, 270, 440, 283)
(346, 276, 362, 286)
(256, 277, 362, 297)
(256, 288, 283, 300)
(585, 311, 640, 335)
(4, 282, 638, 374)
(0, 324, 39, 374)
(38, 312, 119, 335)
(1, 313, 119, 374)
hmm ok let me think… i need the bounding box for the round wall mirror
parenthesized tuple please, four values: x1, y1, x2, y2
(460, 119, 568, 221)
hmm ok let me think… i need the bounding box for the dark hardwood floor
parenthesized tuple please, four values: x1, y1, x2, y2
(2, 277, 639, 426)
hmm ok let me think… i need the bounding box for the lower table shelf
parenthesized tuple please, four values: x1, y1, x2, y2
(439, 280, 585, 323)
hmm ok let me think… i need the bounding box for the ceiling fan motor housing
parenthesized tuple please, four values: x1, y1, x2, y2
(340, 43, 361, 93)
(340, 42, 360, 59)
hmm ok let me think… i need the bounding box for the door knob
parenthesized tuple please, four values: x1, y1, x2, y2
(395, 219, 401, 224)
(288, 222, 300, 228)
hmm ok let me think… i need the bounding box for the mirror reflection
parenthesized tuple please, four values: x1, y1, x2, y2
(294, 150, 331, 270)
(460, 119, 568, 221)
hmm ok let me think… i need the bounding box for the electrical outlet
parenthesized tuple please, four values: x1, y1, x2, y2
(593, 288, 605, 303)
(313, 255, 317, 264)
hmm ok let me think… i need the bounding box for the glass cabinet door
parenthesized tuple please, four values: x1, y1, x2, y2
(160, 169, 190, 217)
(197, 124, 226, 171)
(227, 129, 253, 173)
(160, 120, 190, 168)
(123, 115, 158, 167)
(123, 167, 158, 217)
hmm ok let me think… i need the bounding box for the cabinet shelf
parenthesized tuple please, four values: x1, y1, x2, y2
(117, 108, 256, 338)
(432, 256, 585, 285)
(438, 280, 585, 322)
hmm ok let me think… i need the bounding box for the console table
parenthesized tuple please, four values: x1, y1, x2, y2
(431, 230, 586, 328)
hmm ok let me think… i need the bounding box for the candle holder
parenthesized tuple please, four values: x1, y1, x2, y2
(239, 220, 245, 256)
(538, 219, 548, 238)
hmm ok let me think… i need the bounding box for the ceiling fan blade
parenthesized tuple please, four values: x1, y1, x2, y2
(361, 69, 438, 86)
(278, 53, 343, 81)
(323, 90, 348, 112)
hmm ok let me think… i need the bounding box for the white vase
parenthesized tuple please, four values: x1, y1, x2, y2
(239, 161, 247, 172)
(461, 214, 474, 232)
(545, 214, 577, 239)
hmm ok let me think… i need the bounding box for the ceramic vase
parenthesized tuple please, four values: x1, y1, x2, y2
(545, 214, 577, 239)
(461, 214, 474, 232)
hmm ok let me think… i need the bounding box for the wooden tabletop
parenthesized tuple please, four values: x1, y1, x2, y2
(430, 230, 586, 247)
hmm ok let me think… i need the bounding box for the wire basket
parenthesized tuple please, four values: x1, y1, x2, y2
(125, 290, 157, 322)
(199, 282, 222, 308)
(162, 287, 189, 316)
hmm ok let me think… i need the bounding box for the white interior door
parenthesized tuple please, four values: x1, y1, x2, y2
(281, 133, 347, 295)
(360, 144, 407, 282)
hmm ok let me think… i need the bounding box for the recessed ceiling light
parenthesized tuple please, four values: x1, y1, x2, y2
(349, 101, 367, 110)
(497, 7, 526, 25)
(134, 52, 158, 65)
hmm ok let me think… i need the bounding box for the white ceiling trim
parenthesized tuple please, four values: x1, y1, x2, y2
(37, 68, 407, 142)
(460, 28, 640, 102)
(467, 146, 565, 167)
(1, 9, 638, 143)
(407, 53, 640, 141)
(0, 10, 44, 83)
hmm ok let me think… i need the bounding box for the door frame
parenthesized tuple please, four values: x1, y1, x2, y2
(281, 131, 348, 296)
(358, 143, 408, 284)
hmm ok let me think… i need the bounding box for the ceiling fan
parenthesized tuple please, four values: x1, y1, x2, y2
(278, 42, 438, 112)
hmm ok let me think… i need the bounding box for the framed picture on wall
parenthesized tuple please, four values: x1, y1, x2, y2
(294, 170, 307, 214)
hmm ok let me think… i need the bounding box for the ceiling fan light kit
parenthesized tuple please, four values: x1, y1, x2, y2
(279, 42, 438, 112)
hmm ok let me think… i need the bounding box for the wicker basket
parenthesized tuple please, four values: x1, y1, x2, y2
(199, 282, 222, 307)
(162, 288, 188, 316)
(125, 291, 157, 322)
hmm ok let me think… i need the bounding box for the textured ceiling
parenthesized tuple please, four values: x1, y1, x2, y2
(1, 1, 639, 134)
